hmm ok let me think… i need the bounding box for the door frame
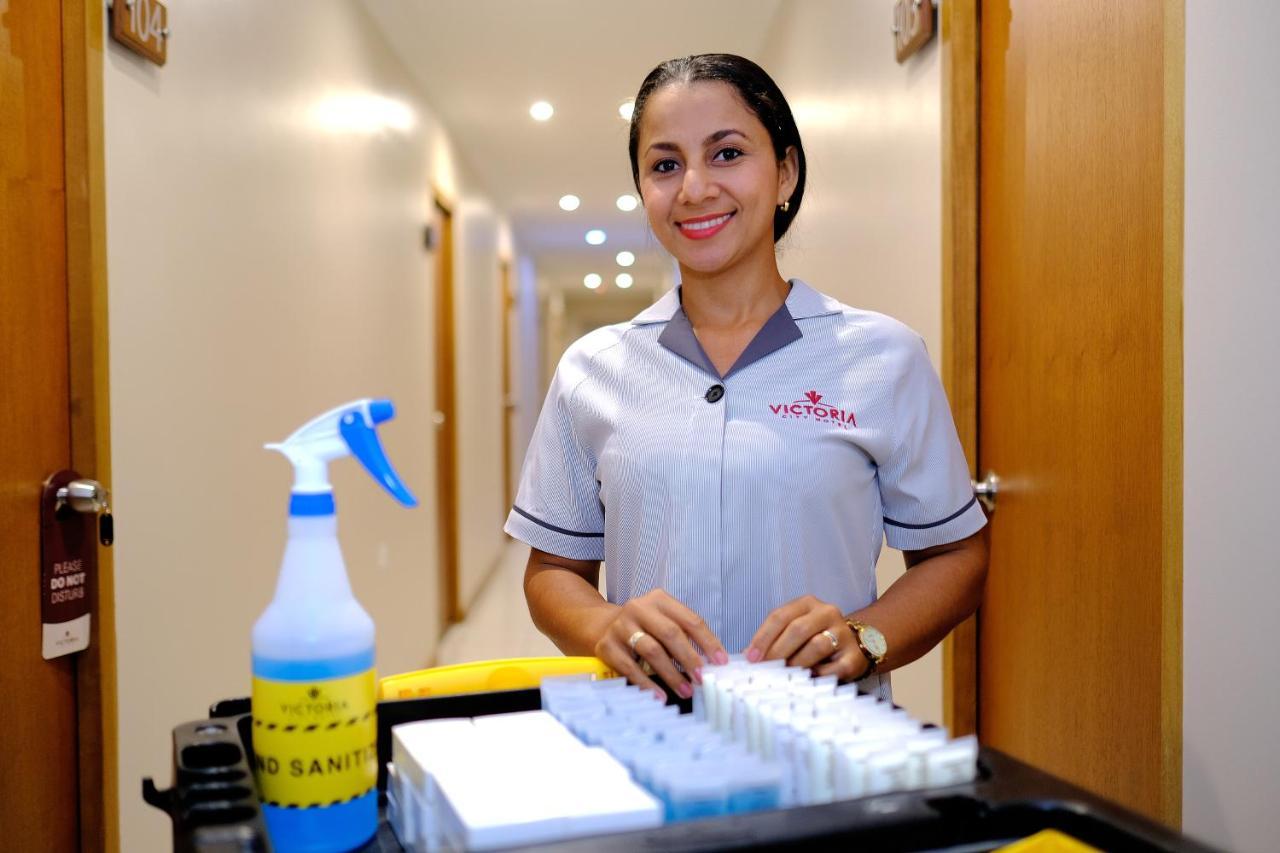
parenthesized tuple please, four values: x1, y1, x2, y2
(433, 194, 461, 631)
(64, 2, 118, 850)
(938, 0, 1185, 825)
(938, 0, 981, 742)
(500, 259, 515, 519)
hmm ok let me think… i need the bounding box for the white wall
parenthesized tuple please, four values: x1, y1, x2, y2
(514, 255, 542, 476)
(103, 2, 509, 848)
(1183, 2, 1280, 850)
(760, 1, 947, 723)
(453, 199, 510, 609)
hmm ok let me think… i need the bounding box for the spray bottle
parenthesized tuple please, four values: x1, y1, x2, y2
(252, 399, 417, 852)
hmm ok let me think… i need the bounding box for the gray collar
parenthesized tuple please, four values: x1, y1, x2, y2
(634, 279, 840, 379)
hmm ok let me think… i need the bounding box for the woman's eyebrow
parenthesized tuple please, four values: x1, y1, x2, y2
(646, 128, 748, 156)
(704, 128, 746, 145)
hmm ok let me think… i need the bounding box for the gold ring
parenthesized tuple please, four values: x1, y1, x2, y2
(821, 629, 839, 649)
(628, 630, 648, 653)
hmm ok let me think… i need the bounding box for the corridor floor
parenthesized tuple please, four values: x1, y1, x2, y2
(436, 539, 560, 665)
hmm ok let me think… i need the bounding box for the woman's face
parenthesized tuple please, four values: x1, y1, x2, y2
(636, 81, 797, 277)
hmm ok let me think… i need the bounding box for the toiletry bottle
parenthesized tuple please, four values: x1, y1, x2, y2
(252, 399, 417, 852)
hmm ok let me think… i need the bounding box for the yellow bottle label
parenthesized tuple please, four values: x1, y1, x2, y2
(251, 669, 377, 808)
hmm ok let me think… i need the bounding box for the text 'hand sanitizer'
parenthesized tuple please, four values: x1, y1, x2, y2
(252, 399, 417, 852)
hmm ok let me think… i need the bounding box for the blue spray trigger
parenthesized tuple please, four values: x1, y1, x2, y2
(339, 408, 418, 507)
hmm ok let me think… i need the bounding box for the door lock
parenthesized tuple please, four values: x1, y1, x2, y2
(55, 478, 114, 546)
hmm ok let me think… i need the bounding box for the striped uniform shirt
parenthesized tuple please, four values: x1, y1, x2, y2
(505, 280, 986, 698)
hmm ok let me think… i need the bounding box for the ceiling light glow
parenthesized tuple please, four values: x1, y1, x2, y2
(616, 194, 639, 212)
(615, 273, 634, 289)
(584, 273, 602, 290)
(619, 100, 635, 121)
(559, 194, 580, 211)
(615, 251, 635, 267)
(585, 229, 607, 245)
(310, 92, 416, 135)
(530, 101, 554, 121)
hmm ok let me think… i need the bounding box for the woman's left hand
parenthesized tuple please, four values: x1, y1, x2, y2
(746, 595, 868, 681)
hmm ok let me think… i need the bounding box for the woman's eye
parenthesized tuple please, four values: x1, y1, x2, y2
(653, 159, 679, 174)
(713, 147, 744, 162)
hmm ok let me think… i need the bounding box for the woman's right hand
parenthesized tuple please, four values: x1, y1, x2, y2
(593, 589, 729, 700)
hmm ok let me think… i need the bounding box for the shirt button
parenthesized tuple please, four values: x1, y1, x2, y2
(705, 384, 725, 403)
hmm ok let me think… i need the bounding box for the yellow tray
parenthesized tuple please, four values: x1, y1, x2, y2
(378, 656, 617, 700)
(997, 829, 1100, 852)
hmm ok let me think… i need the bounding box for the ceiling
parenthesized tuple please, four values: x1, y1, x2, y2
(359, 0, 783, 295)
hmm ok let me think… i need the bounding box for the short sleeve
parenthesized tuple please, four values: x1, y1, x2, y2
(878, 334, 987, 551)
(503, 362, 606, 561)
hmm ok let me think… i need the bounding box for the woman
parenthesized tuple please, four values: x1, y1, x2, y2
(505, 54, 987, 703)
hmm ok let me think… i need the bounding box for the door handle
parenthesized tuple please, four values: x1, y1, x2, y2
(55, 478, 113, 546)
(972, 471, 999, 513)
(432, 411, 446, 430)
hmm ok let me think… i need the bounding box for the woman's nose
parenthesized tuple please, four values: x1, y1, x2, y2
(678, 167, 717, 205)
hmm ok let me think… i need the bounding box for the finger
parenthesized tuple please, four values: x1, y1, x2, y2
(632, 619, 694, 699)
(655, 596, 727, 676)
(791, 616, 854, 669)
(748, 599, 810, 662)
(765, 607, 831, 662)
(599, 637, 666, 700)
(812, 656, 848, 681)
(655, 594, 727, 666)
(788, 627, 843, 670)
(819, 648, 870, 681)
(814, 648, 865, 683)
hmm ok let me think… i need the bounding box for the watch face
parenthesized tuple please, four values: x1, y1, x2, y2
(861, 625, 888, 659)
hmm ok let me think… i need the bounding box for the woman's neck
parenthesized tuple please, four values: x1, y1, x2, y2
(678, 254, 790, 331)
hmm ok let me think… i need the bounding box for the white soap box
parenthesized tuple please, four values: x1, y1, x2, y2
(390, 711, 662, 852)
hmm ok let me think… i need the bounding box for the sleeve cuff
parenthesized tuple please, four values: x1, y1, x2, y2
(883, 496, 987, 551)
(504, 507, 606, 561)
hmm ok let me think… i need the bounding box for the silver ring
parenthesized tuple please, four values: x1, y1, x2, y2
(628, 630, 648, 653)
(821, 629, 839, 649)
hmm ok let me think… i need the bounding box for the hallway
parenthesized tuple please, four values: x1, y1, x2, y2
(435, 541, 559, 666)
(4, 1, 1275, 850)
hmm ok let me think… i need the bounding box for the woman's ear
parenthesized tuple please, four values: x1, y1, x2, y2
(777, 145, 800, 205)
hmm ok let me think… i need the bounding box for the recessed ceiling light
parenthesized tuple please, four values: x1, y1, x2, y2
(559, 194, 580, 211)
(615, 273, 634, 289)
(530, 101, 554, 121)
(585, 229, 607, 245)
(619, 100, 635, 121)
(616, 194, 639, 212)
(615, 251, 635, 267)
(584, 273, 602, 290)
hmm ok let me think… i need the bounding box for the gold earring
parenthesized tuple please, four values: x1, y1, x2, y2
(779, 200, 791, 213)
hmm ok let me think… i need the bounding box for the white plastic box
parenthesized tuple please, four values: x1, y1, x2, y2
(390, 711, 662, 851)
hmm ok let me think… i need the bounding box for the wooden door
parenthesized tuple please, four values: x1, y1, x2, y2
(1, 1, 115, 849)
(977, 0, 1182, 825)
(433, 197, 461, 629)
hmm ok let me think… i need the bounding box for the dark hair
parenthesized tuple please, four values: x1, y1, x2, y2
(628, 54, 806, 242)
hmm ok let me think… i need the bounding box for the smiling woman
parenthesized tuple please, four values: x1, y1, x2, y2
(508, 54, 988, 704)
(628, 54, 806, 245)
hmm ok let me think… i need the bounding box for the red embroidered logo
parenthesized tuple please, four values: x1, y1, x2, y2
(769, 390, 857, 429)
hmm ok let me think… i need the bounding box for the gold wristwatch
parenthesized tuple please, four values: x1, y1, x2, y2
(846, 619, 887, 677)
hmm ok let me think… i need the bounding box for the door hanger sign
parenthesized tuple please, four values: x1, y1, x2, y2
(40, 471, 95, 660)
